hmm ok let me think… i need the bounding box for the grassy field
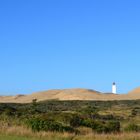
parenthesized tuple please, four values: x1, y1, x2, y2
(0, 135, 38, 140)
(1, 133, 140, 140)
(0, 135, 71, 140)
(0, 100, 140, 139)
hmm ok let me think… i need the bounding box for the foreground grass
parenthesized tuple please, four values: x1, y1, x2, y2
(0, 135, 39, 140)
(0, 134, 74, 140)
(74, 133, 140, 140)
(1, 100, 140, 140)
(0, 126, 140, 140)
(0, 135, 73, 140)
(0, 125, 74, 140)
(1, 133, 140, 140)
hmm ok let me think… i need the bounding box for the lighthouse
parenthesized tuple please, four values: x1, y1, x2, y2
(112, 82, 117, 94)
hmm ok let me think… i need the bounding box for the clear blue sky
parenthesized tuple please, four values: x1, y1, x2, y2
(0, 0, 140, 95)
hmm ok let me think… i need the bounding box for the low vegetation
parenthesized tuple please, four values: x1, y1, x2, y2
(0, 100, 140, 139)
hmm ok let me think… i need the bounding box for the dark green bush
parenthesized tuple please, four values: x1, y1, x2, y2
(26, 117, 74, 132)
(131, 109, 137, 116)
(3, 107, 16, 116)
(125, 123, 140, 132)
(82, 119, 106, 133)
(70, 115, 84, 127)
(82, 119, 120, 133)
(82, 119, 93, 127)
(106, 121, 120, 133)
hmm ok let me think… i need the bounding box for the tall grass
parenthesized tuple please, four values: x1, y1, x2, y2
(0, 125, 140, 140)
(74, 133, 140, 140)
(0, 125, 74, 140)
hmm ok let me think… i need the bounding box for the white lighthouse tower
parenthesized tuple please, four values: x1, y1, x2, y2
(112, 82, 117, 94)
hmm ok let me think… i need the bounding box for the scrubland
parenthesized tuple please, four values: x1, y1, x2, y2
(0, 100, 140, 140)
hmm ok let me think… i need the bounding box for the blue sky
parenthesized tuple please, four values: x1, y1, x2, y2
(0, 0, 140, 95)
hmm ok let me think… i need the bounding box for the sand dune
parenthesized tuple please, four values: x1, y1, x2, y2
(127, 87, 140, 99)
(0, 87, 140, 103)
(128, 87, 140, 95)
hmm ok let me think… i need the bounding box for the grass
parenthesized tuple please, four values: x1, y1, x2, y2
(0, 135, 38, 140)
(0, 100, 140, 139)
(0, 125, 140, 140)
(0, 135, 73, 140)
(74, 133, 140, 140)
(0, 125, 75, 140)
(1, 133, 140, 140)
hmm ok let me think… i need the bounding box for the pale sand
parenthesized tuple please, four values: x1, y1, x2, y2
(0, 87, 140, 103)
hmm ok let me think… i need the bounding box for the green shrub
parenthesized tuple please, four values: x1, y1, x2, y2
(70, 115, 84, 127)
(82, 119, 120, 133)
(82, 119, 93, 127)
(82, 119, 106, 133)
(106, 121, 120, 133)
(125, 123, 140, 132)
(131, 109, 137, 116)
(3, 107, 16, 116)
(26, 117, 74, 132)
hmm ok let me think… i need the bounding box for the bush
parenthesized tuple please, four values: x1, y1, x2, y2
(82, 119, 93, 127)
(26, 117, 74, 132)
(70, 115, 84, 127)
(82, 119, 106, 133)
(106, 121, 120, 133)
(100, 114, 116, 120)
(3, 107, 16, 116)
(92, 122, 107, 133)
(131, 109, 137, 116)
(125, 123, 140, 132)
(82, 119, 120, 133)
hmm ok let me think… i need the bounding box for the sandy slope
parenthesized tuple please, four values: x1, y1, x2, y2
(0, 87, 139, 103)
(127, 87, 140, 99)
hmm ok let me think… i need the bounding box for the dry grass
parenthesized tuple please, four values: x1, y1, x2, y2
(0, 124, 140, 140)
(0, 124, 75, 139)
(74, 133, 140, 140)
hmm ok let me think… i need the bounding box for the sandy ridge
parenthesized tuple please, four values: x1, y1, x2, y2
(0, 87, 140, 103)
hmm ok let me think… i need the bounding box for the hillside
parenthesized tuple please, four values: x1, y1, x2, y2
(0, 87, 139, 103)
(128, 87, 140, 95)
